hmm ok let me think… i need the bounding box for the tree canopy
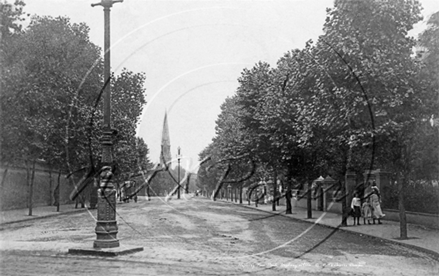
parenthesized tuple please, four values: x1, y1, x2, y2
(0, 2, 151, 183)
(198, 0, 438, 216)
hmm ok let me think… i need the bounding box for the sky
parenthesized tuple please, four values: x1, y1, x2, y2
(22, 0, 438, 172)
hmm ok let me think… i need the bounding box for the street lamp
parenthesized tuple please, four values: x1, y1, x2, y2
(177, 146, 181, 199)
(68, 0, 144, 255)
(92, 0, 122, 249)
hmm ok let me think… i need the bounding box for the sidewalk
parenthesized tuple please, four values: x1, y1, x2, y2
(0, 200, 133, 225)
(230, 200, 439, 255)
(0, 204, 89, 225)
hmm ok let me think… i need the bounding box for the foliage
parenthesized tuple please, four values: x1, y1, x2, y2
(0, 2, 150, 189)
(383, 181, 439, 214)
(198, 0, 437, 221)
(1, 14, 103, 168)
(111, 69, 148, 180)
(0, 0, 27, 40)
(148, 165, 188, 196)
(418, 11, 439, 93)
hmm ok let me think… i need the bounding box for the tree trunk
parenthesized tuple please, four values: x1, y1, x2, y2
(211, 165, 230, 201)
(56, 169, 61, 212)
(398, 173, 408, 239)
(89, 177, 98, 209)
(307, 181, 312, 218)
(80, 193, 85, 208)
(146, 185, 151, 201)
(239, 184, 243, 204)
(185, 174, 190, 194)
(255, 187, 258, 207)
(25, 160, 30, 208)
(272, 170, 277, 211)
(1, 168, 9, 189)
(28, 160, 36, 216)
(285, 179, 292, 214)
(341, 180, 348, 226)
(48, 170, 52, 206)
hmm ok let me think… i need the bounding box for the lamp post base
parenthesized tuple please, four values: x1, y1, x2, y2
(94, 173, 119, 249)
(93, 219, 119, 248)
(93, 239, 120, 249)
(68, 246, 143, 257)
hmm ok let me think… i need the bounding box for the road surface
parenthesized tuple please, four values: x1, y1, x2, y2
(0, 197, 437, 275)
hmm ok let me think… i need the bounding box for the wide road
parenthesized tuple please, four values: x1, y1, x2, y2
(0, 197, 437, 275)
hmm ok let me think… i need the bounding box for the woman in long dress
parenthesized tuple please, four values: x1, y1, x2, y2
(370, 187, 385, 224)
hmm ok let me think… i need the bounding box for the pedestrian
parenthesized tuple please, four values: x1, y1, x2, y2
(121, 186, 126, 203)
(361, 197, 373, 225)
(350, 192, 362, 225)
(370, 186, 385, 224)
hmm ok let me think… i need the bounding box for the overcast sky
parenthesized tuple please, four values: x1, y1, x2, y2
(23, 0, 438, 172)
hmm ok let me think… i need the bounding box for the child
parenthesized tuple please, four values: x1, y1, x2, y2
(350, 192, 362, 225)
(362, 197, 373, 225)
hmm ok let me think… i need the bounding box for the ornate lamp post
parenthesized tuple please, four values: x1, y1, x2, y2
(177, 146, 181, 199)
(69, 1, 143, 255)
(92, 0, 122, 249)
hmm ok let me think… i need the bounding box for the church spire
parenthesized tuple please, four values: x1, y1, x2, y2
(160, 111, 171, 167)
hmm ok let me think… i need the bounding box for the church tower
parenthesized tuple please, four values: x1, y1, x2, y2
(160, 111, 172, 168)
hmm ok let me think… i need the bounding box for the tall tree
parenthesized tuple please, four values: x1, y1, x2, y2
(316, 0, 425, 235)
(1, 10, 150, 203)
(1, 15, 103, 170)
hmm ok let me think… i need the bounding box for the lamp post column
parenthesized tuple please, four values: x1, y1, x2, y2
(92, 0, 123, 249)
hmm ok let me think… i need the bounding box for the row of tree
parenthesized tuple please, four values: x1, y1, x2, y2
(0, 1, 152, 193)
(197, 0, 438, 237)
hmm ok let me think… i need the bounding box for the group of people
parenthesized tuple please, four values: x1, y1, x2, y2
(118, 181, 138, 203)
(350, 184, 385, 226)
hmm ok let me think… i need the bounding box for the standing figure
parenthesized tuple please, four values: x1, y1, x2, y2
(362, 197, 373, 224)
(121, 185, 126, 203)
(350, 192, 362, 225)
(370, 187, 385, 224)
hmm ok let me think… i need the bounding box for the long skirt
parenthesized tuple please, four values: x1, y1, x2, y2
(351, 206, 361, 218)
(372, 202, 385, 218)
(362, 203, 372, 219)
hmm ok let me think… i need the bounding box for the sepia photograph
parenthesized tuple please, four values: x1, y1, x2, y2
(0, 0, 438, 275)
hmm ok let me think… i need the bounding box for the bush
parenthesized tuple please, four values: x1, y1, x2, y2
(382, 180, 439, 214)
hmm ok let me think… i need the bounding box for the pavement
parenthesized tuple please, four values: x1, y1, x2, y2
(0, 198, 438, 256)
(226, 199, 439, 256)
(0, 204, 89, 225)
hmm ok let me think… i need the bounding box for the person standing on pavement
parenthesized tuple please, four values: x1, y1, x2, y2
(370, 186, 385, 224)
(350, 192, 362, 225)
(361, 197, 373, 224)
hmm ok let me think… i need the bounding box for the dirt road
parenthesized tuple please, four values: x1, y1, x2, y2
(0, 197, 437, 275)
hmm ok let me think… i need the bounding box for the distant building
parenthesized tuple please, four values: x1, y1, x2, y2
(160, 111, 172, 168)
(146, 111, 175, 196)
